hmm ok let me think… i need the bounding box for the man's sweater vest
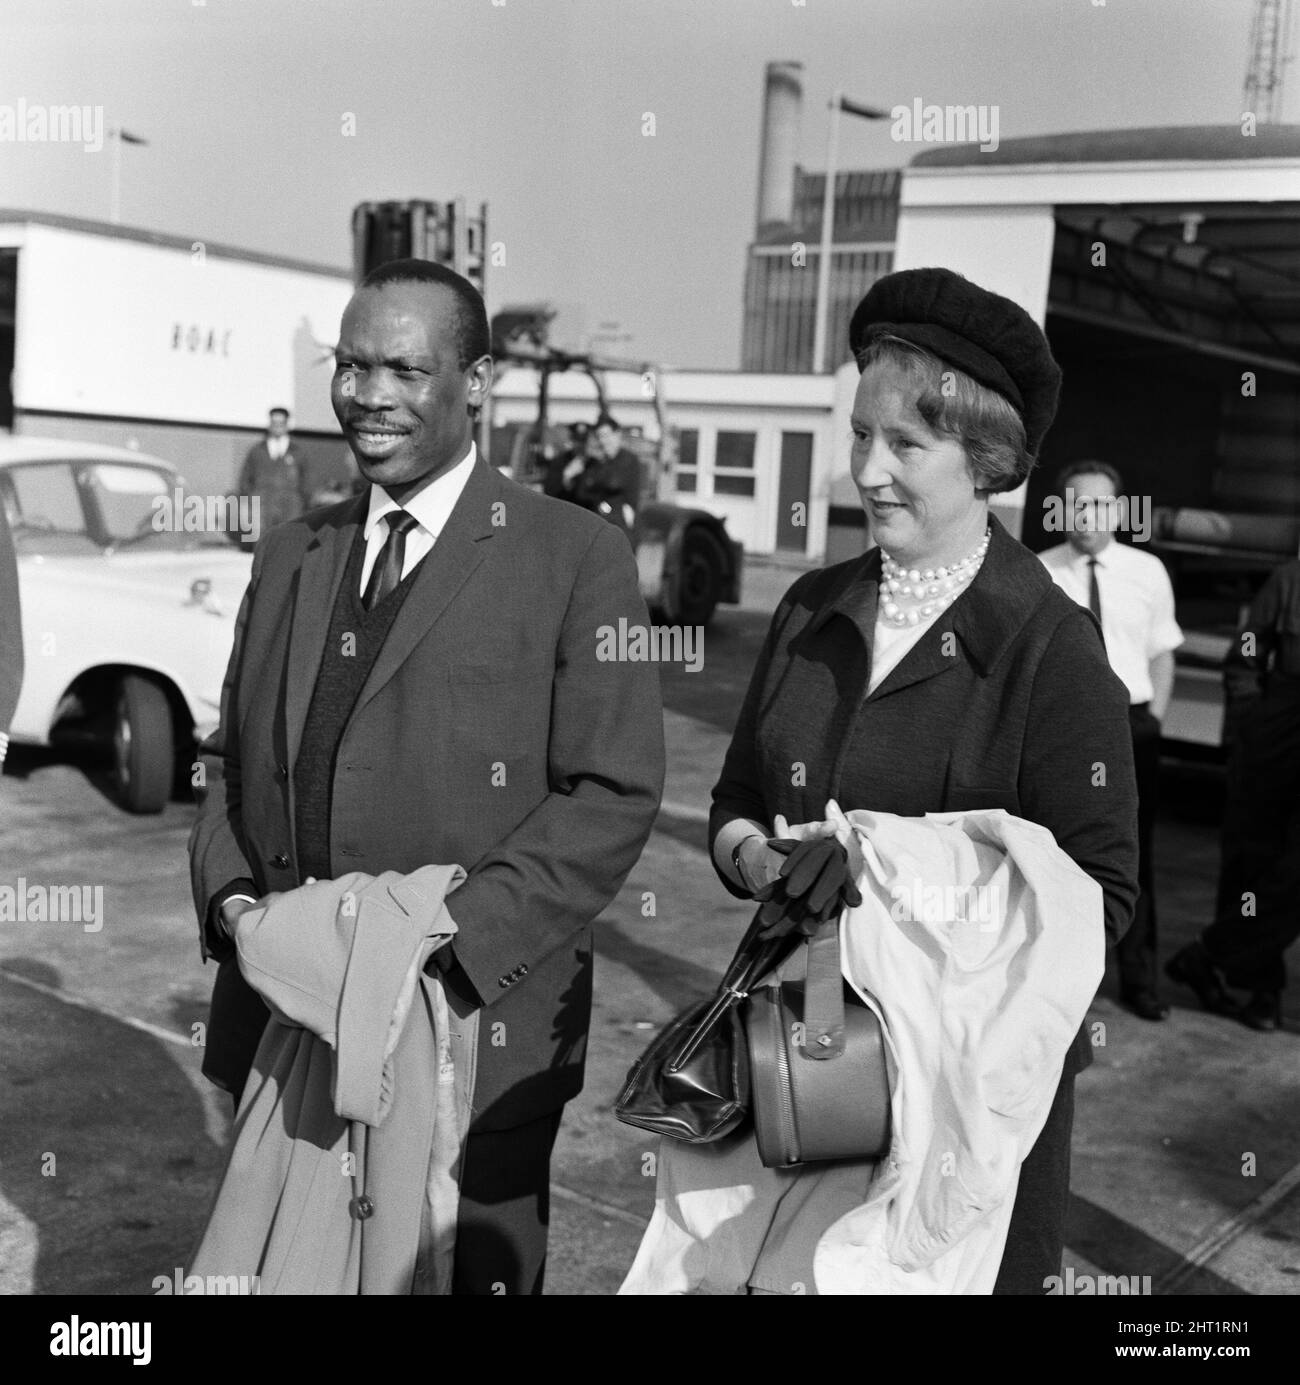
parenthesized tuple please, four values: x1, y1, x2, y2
(293, 525, 421, 882)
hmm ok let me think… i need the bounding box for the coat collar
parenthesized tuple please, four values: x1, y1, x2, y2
(283, 457, 503, 772)
(807, 513, 1056, 690)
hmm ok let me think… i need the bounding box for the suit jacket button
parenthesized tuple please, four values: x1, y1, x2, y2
(518, 963, 529, 976)
(277, 763, 288, 780)
(498, 976, 511, 989)
(351, 1195, 375, 1220)
(271, 853, 289, 869)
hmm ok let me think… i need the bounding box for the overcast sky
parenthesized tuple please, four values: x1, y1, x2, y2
(0, 0, 1270, 367)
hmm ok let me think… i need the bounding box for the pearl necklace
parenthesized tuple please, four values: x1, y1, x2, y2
(878, 528, 991, 627)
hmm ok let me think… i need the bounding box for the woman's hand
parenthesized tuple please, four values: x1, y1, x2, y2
(735, 835, 789, 895)
(774, 800, 865, 882)
(771, 813, 838, 842)
(748, 801, 868, 939)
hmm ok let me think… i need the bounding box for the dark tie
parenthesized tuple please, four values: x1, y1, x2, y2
(1087, 556, 1105, 641)
(363, 510, 420, 610)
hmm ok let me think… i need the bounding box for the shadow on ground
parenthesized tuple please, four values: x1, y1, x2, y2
(0, 965, 224, 1294)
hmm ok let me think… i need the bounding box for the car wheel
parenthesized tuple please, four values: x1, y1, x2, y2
(111, 675, 173, 814)
(676, 527, 724, 627)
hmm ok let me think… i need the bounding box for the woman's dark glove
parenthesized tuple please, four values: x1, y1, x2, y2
(753, 836, 863, 940)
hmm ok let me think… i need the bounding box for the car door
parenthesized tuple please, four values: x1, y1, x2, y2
(2, 459, 99, 741)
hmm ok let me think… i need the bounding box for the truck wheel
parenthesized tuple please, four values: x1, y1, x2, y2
(110, 675, 173, 814)
(677, 528, 724, 627)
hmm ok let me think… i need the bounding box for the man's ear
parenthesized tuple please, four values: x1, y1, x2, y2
(466, 354, 494, 412)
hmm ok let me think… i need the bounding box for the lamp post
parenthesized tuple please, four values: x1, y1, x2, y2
(811, 92, 889, 374)
(108, 127, 148, 225)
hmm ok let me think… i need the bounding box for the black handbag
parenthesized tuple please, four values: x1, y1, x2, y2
(614, 909, 798, 1143)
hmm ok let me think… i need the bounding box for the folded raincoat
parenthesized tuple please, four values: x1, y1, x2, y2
(187, 864, 476, 1294)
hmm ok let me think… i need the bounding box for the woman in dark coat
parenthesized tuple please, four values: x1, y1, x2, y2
(711, 268, 1139, 1293)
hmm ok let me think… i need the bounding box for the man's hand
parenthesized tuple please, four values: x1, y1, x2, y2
(218, 890, 283, 940)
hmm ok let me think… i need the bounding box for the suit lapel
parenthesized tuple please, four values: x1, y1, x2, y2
(867, 618, 960, 701)
(284, 495, 365, 772)
(349, 459, 500, 721)
(808, 550, 878, 709)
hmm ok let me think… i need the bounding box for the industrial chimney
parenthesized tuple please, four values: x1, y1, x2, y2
(755, 61, 803, 236)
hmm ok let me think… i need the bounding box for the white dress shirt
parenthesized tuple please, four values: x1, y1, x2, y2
(1039, 539, 1183, 705)
(266, 435, 290, 461)
(358, 444, 477, 596)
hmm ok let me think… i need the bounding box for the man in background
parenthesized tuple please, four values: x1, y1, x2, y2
(1167, 557, 1300, 1032)
(573, 414, 642, 534)
(234, 406, 309, 544)
(1040, 460, 1182, 1022)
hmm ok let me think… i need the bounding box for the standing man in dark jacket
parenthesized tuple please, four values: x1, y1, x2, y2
(1168, 557, 1300, 1031)
(190, 260, 665, 1294)
(0, 497, 22, 768)
(574, 415, 642, 534)
(234, 407, 309, 544)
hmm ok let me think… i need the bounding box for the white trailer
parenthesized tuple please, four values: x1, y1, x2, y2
(0, 211, 354, 500)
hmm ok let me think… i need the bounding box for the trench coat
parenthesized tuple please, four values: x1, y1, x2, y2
(187, 865, 473, 1294)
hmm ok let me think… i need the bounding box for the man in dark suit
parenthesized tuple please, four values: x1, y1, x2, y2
(234, 407, 310, 543)
(574, 415, 643, 533)
(190, 259, 665, 1294)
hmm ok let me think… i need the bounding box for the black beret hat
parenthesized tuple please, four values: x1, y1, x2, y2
(848, 267, 1062, 456)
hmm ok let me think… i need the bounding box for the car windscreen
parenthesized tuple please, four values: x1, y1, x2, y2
(2, 461, 100, 555)
(84, 462, 231, 550)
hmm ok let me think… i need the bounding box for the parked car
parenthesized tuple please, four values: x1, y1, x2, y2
(1, 437, 253, 812)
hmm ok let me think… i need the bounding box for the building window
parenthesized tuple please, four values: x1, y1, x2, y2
(675, 427, 699, 494)
(714, 430, 756, 497)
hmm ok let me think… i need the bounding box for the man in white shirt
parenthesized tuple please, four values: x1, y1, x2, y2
(1040, 460, 1183, 1021)
(234, 406, 309, 542)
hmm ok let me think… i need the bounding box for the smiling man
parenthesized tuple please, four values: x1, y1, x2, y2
(189, 259, 665, 1294)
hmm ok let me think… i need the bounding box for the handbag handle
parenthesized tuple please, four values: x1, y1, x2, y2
(665, 909, 800, 1073)
(801, 918, 847, 1060)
